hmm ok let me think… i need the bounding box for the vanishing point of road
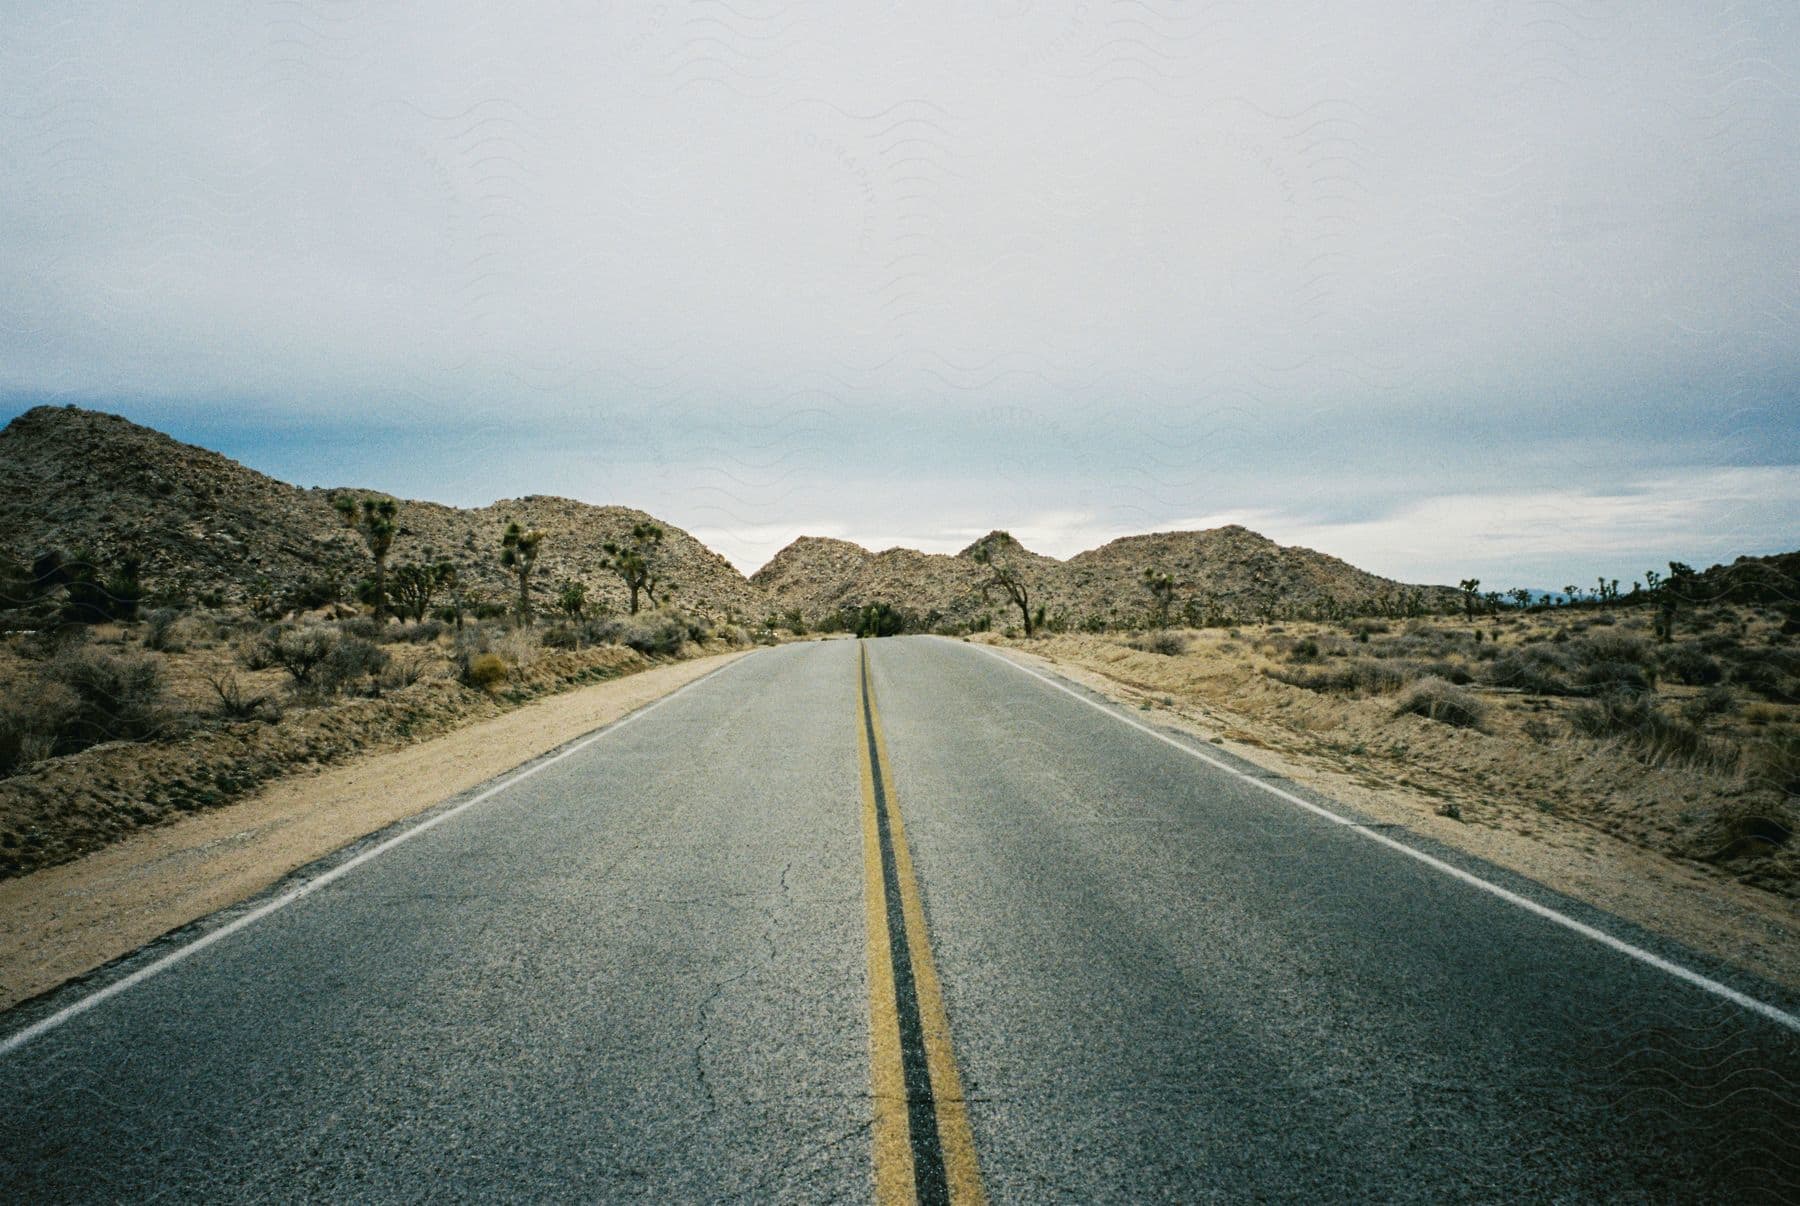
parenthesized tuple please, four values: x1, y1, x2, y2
(4, 637, 1797, 1201)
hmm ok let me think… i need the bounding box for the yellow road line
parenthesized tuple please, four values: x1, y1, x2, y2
(859, 645, 986, 1205)
(860, 663, 917, 1203)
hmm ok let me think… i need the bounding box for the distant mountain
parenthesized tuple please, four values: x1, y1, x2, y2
(0, 406, 763, 618)
(753, 523, 1461, 628)
(0, 405, 1533, 630)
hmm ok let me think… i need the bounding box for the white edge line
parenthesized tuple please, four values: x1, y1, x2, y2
(0, 652, 755, 1056)
(962, 640, 1800, 1035)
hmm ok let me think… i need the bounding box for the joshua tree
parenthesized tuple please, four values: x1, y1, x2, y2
(1654, 561, 1698, 642)
(1141, 568, 1175, 628)
(333, 495, 398, 622)
(972, 533, 1035, 636)
(500, 521, 545, 625)
(599, 522, 664, 614)
(1458, 578, 1481, 622)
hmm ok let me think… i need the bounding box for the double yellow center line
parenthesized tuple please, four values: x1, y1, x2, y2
(857, 645, 986, 1205)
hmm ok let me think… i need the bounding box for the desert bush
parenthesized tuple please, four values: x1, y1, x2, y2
(1658, 645, 1723, 686)
(1743, 731, 1800, 802)
(1483, 648, 1569, 694)
(18, 623, 89, 661)
(618, 612, 689, 656)
(1130, 631, 1189, 656)
(1680, 685, 1738, 726)
(263, 626, 337, 686)
(205, 672, 279, 723)
(1766, 647, 1800, 677)
(142, 607, 188, 652)
(491, 626, 542, 667)
(336, 616, 380, 641)
(1393, 677, 1488, 730)
(1579, 660, 1656, 695)
(1417, 660, 1474, 686)
(1577, 633, 1655, 669)
(380, 654, 431, 691)
(0, 678, 80, 776)
(1289, 637, 1321, 662)
(1569, 692, 1735, 771)
(45, 648, 169, 749)
(386, 619, 445, 645)
(1268, 659, 1412, 696)
(1730, 661, 1798, 703)
(461, 652, 508, 690)
(540, 623, 582, 650)
(318, 636, 387, 695)
(284, 574, 341, 613)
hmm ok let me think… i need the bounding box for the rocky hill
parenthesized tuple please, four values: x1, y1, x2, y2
(753, 524, 1460, 628)
(1, 405, 1468, 630)
(0, 406, 762, 618)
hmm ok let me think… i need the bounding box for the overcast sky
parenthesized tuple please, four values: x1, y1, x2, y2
(2, 3, 1796, 588)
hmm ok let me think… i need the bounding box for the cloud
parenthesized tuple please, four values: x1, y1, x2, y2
(1, 5, 1795, 587)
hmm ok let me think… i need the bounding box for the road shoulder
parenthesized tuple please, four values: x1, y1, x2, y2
(973, 637, 1800, 995)
(0, 648, 754, 1012)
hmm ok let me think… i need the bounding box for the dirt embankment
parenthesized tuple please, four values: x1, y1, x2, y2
(0, 641, 673, 879)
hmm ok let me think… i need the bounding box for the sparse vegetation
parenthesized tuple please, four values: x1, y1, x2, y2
(982, 586, 1800, 899)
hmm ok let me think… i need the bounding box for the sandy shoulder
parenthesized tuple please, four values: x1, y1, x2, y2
(982, 640, 1800, 996)
(0, 648, 754, 1012)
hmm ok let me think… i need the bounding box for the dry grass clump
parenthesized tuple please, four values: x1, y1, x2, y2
(1393, 677, 1489, 730)
(1266, 658, 1411, 696)
(0, 648, 172, 776)
(1568, 692, 1737, 773)
(1129, 631, 1189, 656)
(1484, 646, 1574, 695)
(461, 652, 508, 690)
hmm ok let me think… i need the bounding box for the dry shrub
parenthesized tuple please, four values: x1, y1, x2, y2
(205, 671, 279, 723)
(0, 678, 80, 775)
(1658, 645, 1723, 686)
(461, 652, 507, 690)
(1484, 647, 1571, 695)
(42, 648, 171, 750)
(1269, 659, 1411, 696)
(1130, 631, 1189, 656)
(1731, 660, 1798, 703)
(1578, 660, 1656, 694)
(1744, 731, 1800, 801)
(141, 607, 188, 652)
(1569, 692, 1736, 772)
(1576, 633, 1655, 670)
(1393, 677, 1488, 730)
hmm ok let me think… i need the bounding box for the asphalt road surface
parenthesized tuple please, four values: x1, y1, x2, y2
(3, 636, 1797, 1202)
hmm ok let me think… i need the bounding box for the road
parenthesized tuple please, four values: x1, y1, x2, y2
(3, 636, 1797, 1202)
